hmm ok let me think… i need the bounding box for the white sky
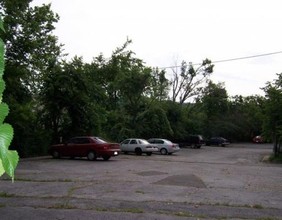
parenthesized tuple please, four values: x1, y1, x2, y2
(31, 0, 282, 97)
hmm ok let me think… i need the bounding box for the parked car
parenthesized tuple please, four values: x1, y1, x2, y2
(147, 138, 180, 155)
(206, 137, 230, 147)
(174, 135, 205, 148)
(253, 135, 263, 143)
(120, 138, 159, 156)
(49, 136, 120, 161)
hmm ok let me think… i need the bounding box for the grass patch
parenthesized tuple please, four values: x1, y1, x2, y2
(0, 192, 15, 197)
(135, 190, 145, 194)
(269, 154, 282, 163)
(96, 207, 144, 213)
(1, 177, 73, 182)
(252, 204, 263, 209)
(51, 203, 76, 209)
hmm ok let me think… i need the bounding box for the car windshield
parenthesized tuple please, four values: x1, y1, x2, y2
(139, 139, 150, 144)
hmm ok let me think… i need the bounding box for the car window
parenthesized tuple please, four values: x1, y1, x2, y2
(76, 138, 90, 144)
(122, 139, 130, 144)
(68, 138, 79, 144)
(79, 138, 90, 144)
(130, 140, 137, 144)
(155, 140, 164, 144)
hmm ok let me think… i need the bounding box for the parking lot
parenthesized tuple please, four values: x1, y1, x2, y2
(0, 143, 282, 220)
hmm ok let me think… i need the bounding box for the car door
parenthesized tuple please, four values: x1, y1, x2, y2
(121, 139, 130, 152)
(129, 139, 138, 151)
(63, 138, 78, 156)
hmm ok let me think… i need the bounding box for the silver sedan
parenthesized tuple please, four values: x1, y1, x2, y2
(120, 138, 159, 156)
(148, 138, 180, 155)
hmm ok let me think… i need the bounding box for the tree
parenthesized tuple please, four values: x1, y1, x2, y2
(228, 95, 265, 141)
(200, 81, 230, 138)
(135, 107, 173, 139)
(40, 57, 105, 143)
(149, 68, 170, 102)
(262, 73, 282, 156)
(0, 0, 63, 155)
(171, 59, 213, 104)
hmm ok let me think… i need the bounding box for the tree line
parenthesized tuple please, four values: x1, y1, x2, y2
(0, 0, 281, 157)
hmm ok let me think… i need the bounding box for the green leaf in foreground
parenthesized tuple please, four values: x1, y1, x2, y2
(0, 103, 9, 124)
(0, 124, 19, 182)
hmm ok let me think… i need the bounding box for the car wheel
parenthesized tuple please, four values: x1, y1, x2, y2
(135, 148, 142, 156)
(146, 152, 152, 156)
(102, 156, 111, 161)
(160, 148, 168, 155)
(52, 151, 60, 159)
(87, 151, 97, 161)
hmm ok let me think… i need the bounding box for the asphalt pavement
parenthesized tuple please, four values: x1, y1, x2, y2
(0, 143, 281, 220)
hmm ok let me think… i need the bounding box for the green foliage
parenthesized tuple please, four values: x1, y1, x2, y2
(136, 107, 173, 139)
(0, 16, 18, 181)
(1, 0, 63, 155)
(262, 73, 282, 155)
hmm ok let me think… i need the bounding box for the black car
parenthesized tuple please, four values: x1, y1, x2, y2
(173, 135, 205, 148)
(206, 137, 230, 147)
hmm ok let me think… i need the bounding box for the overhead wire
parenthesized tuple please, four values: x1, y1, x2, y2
(159, 50, 282, 69)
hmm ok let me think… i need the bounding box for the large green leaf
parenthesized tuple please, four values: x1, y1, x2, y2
(0, 160, 4, 176)
(0, 39, 4, 77)
(0, 17, 4, 32)
(0, 103, 9, 124)
(0, 124, 18, 182)
(0, 80, 5, 97)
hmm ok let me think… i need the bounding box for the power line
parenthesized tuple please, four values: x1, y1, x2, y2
(160, 50, 282, 69)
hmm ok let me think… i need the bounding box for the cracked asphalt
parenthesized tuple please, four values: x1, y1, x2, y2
(0, 143, 281, 220)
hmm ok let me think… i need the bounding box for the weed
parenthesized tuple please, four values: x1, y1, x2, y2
(0, 192, 15, 197)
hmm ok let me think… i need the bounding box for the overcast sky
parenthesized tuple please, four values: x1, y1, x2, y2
(32, 0, 282, 97)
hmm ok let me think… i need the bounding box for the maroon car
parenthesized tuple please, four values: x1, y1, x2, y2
(49, 136, 120, 161)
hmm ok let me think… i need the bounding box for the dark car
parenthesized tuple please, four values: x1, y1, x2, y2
(253, 135, 263, 143)
(173, 135, 205, 149)
(49, 136, 120, 161)
(206, 137, 230, 147)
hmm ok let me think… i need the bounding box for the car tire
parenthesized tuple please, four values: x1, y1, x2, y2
(102, 156, 111, 161)
(135, 148, 142, 156)
(87, 151, 97, 161)
(146, 152, 152, 156)
(52, 150, 60, 159)
(160, 148, 168, 155)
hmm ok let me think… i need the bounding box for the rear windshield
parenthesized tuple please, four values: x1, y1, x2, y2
(139, 139, 150, 144)
(92, 137, 107, 144)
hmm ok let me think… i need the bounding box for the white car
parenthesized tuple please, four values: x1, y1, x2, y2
(120, 138, 159, 156)
(148, 138, 180, 155)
